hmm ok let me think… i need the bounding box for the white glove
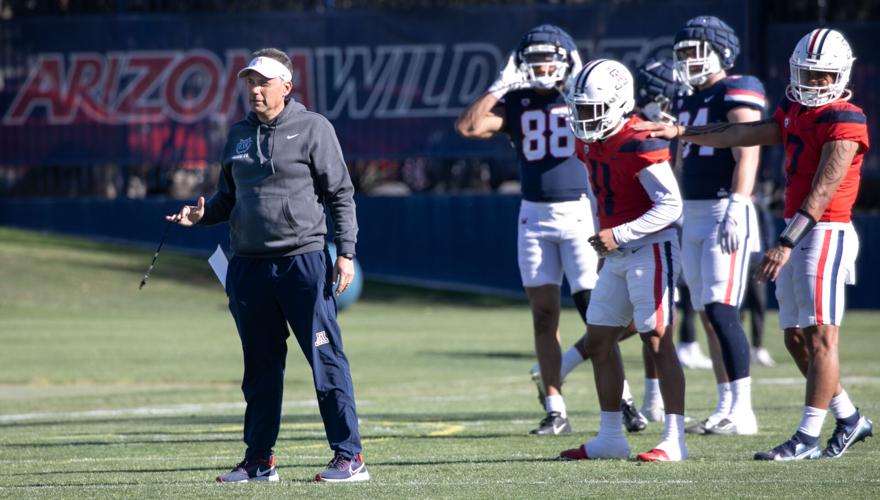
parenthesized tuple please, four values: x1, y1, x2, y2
(717, 192, 749, 254)
(488, 51, 530, 98)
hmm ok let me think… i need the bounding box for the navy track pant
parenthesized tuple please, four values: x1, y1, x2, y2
(226, 249, 362, 460)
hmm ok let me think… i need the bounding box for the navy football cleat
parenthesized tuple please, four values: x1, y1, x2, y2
(821, 414, 873, 458)
(754, 436, 820, 461)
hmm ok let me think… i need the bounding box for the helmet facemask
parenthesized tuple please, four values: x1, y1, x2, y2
(567, 96, 626, 143)
(520, 44, 570, 89)
(673, 40, 723, 88)
(787, 60, 852, 107)
(566, 59, 634, 143)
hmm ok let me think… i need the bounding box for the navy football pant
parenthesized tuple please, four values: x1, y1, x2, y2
(226, 249, 362, 460)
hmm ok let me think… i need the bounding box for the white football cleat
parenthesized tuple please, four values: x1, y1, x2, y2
(751, 347, 776, 367)
(706, 411, 758, 435)
(676, 342, 713, 370)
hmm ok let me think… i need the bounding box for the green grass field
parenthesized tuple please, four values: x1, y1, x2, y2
(1, 227, 878, 499)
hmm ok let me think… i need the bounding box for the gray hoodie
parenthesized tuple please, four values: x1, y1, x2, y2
(198, 100, 358, 258)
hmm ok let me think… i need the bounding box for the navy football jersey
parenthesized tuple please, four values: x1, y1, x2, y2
(502, 88, 590, 202)
(674, 75, 766, 199)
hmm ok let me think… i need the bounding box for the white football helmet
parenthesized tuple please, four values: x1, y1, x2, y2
(787, 28, 854, 107)
(566, 59, 634, 143)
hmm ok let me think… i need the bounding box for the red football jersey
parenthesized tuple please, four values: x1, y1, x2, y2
(773, 98, 870, 222)
(575, 116, 672, 229)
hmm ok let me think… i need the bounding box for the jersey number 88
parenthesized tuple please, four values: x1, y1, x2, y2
(520, 107, 574, 161)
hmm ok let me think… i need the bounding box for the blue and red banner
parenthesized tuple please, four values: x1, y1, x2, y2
(1, 4, 753, 165)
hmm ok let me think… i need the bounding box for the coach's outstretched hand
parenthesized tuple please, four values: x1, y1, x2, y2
(166, 196, 205, 226)
(631, 120, 682, 140)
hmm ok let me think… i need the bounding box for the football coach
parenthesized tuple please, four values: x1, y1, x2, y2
(167, 47, 369, 483)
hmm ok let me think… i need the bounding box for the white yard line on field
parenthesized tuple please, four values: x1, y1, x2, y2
(0, 399, 328, 423)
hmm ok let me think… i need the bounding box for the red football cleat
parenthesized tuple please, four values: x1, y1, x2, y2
(637, 448, 671, 462)
(559, 445, 590, 460)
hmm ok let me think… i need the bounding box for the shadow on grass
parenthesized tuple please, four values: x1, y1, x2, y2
(357, 280, 524, 309)
(420, 350, 534, 361)
(9, 455, 560, 479)
(1, 429, 536, 450)
(71, 257, 217, 289)
(0, 409, 548, 430)
(4, 228, 531, 307)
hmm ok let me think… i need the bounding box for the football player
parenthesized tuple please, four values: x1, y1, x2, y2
(636, 28, 873, 460)
(558, 59, 687, 462)
(455, 25, 645, 435)
(671, 16, 764, 436)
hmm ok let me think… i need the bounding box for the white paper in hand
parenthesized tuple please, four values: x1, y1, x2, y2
(208, 245, 228, 289)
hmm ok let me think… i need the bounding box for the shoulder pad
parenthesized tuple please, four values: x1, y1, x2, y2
(619, 136, 670, 153)
(816, 105, 867, 124)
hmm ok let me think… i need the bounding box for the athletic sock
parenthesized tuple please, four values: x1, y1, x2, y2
(829, 389, 859, 425)
(708, 382, 732, 425)
(796, 406, 827, 441)
(642, 377, 663, 408)
(655, 413, 687, 460)
(584, 411, 630, 458)
(600, 410, 625, 438)
(560, 347, 585, 380)
(545, 394, 567, 418)
(728, 376, 753, 418)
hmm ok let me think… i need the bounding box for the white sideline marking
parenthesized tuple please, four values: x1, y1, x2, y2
(758, 376, 880, 386)
(0, 399, 326, 423)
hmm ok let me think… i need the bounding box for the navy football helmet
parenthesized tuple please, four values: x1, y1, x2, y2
(636, 57, 678, 124)
(673, 16, 739, 87)
(516, 24, 582, 89)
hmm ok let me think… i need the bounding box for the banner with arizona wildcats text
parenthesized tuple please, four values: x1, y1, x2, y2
(0, 3, 748, 165)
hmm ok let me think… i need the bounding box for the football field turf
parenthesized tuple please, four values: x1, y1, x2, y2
(1, 227, 878, 498)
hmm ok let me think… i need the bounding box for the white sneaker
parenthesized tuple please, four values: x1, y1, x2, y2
(677, 342, 713, 370)
(751, 347, 776, 367)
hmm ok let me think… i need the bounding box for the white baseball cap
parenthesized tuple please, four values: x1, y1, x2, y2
(237, 56, 292, 82)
